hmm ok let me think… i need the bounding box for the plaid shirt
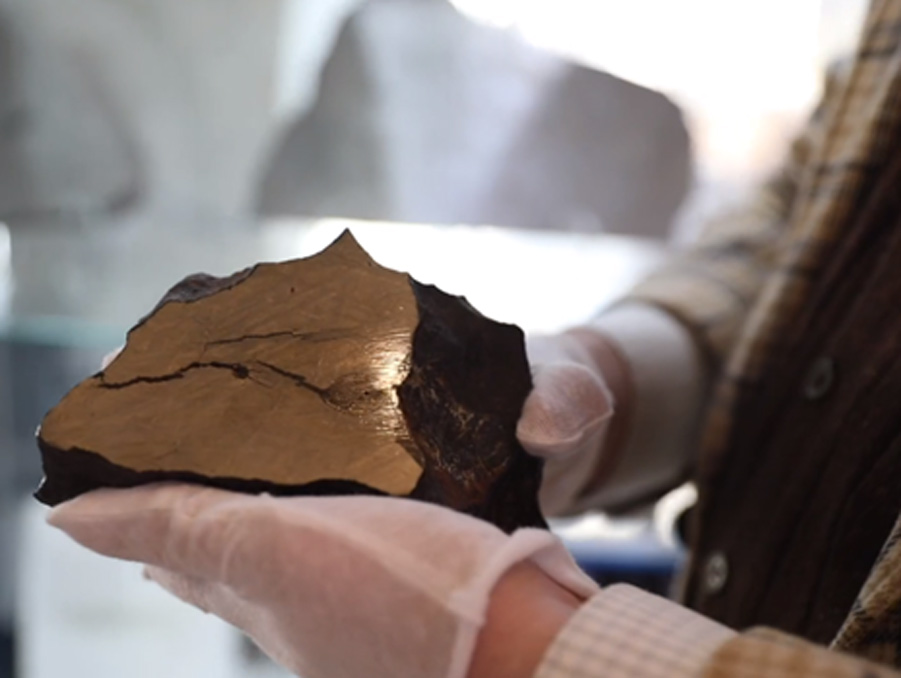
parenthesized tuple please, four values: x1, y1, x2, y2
(538, 1, 901, 675)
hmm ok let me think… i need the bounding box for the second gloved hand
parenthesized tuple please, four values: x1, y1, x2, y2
(517, 328, 630, 515)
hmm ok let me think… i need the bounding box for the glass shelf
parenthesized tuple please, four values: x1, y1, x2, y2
(0, 217, 664, 349)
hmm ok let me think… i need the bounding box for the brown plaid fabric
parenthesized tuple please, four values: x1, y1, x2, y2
(704, 627, 901, 678)
(535, 586, 901, 678)
(538, 0, 901, 675)
(634, 0, 901, 663)
(630, 0, 901, 464)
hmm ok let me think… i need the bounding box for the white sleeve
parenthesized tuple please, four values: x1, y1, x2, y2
(569, 303, 709, 513)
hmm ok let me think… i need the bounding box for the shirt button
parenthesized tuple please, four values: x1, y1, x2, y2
(702, 551, 729, 595)
(803, 357, 836, 401)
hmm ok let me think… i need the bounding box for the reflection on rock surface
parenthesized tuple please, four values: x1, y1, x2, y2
(36, 231, 545, 533)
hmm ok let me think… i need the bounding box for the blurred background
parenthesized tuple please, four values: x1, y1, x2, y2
(0, 0, 865, 676)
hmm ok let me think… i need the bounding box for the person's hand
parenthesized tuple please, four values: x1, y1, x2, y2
(517, 328, 632, 515)
(48, 485, 599, 678)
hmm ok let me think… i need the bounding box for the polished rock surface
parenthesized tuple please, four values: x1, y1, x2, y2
(35, 231, 544, 531)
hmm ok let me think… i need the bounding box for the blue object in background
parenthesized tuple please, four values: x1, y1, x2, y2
(554, 514, 687, 596)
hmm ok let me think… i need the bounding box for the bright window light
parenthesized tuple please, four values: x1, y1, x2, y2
(449, 0, 822, 114)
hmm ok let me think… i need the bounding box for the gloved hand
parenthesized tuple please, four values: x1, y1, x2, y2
(49, 485, 599, 678)
(517, 328, 631, 515)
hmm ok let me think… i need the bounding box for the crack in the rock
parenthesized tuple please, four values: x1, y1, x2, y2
(255, 362, 391, 420)
(99, 361, 250, 389)
(256, 360, 330, 398)
(205, 327, 355, 348)
(99, 357, 356, 413)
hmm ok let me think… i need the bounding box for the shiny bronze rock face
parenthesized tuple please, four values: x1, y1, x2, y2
(35, 231, 545, 532)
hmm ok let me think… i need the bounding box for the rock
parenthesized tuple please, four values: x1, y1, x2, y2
(35, 231, 545, 532)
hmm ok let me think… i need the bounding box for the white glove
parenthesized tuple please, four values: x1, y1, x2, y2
(516, 330, 624, 515)
(49, 485, 599, 678)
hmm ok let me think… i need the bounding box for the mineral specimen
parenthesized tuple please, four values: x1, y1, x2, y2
(35, 231, 546, 532)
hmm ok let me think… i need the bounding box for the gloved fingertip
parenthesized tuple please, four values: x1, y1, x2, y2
(518, 397, 614, 453)
(46, 490, 118, 530)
